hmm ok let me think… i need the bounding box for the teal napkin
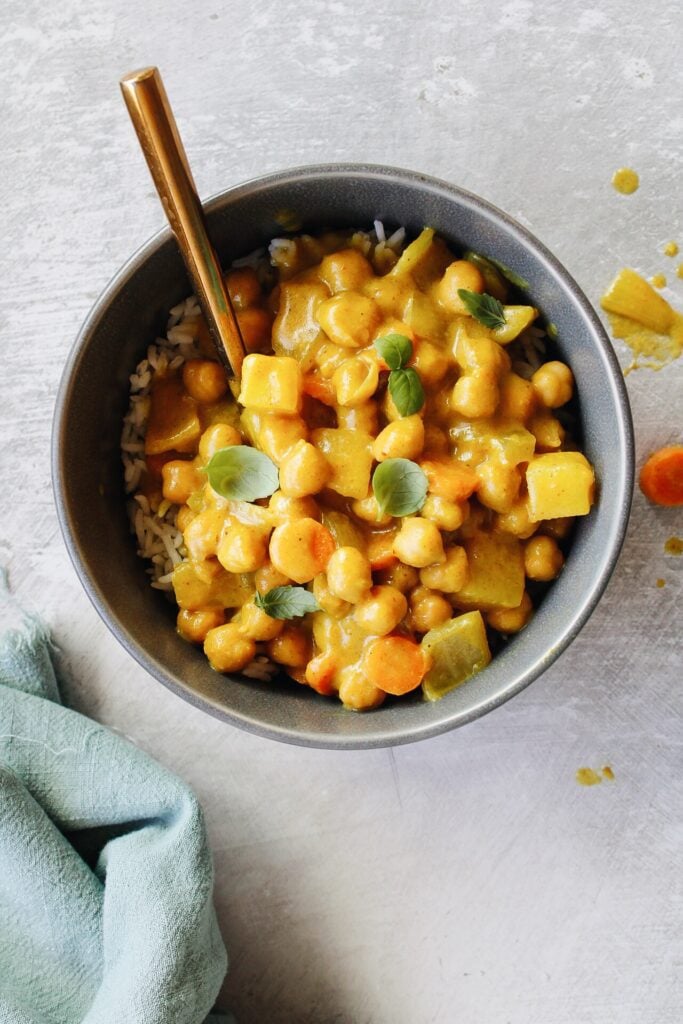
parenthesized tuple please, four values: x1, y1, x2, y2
(0, 575, 228, 1023)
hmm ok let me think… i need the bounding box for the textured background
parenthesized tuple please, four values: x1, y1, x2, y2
(1, 1, 682, 1021)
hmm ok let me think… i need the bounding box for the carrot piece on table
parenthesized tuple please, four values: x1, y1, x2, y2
(362, 636, 427, 696)
(639, 445, 683, 506)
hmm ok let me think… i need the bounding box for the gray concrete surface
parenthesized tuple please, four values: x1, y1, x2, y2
(1, 1, 681, 1021)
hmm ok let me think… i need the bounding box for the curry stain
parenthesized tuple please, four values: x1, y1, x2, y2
(612, 167, 639, 194)
(601, 268, 683, 374)
(576, 766, 615, 786)
(656, 578, 666, 588)
(663, 242, 679, 257)
(650, 273, 667, 289)
(677, 264, 683, 280)
(664, 536, 683, 556)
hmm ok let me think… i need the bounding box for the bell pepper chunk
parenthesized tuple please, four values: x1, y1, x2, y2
(145, 377, 201, 455)
(421, 610, 491, 701)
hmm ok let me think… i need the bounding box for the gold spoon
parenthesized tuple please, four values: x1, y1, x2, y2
(120, 66, 246, 377)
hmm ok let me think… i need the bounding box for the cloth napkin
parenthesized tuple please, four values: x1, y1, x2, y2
(0, 574, 228, 1024)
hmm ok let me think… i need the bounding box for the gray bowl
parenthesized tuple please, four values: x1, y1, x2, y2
(52, 164, 634, 748)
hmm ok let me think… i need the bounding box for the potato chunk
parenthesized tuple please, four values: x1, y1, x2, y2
(311, 427, 374, 499)
(455, 533, 525, 610)
(526, 452, 595, 521)
(237, 353, 302, 414)
(421, 611, 491, 701)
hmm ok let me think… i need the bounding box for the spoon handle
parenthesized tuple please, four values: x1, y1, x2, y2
(120, 66, 245, 377)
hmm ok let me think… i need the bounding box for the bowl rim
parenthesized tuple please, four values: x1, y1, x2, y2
(52, 162, 635, 749)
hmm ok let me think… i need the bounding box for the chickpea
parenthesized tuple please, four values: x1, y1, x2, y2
(353, 585, 408, 636)
(319, 248, 374, 293)
(393, 517, 445, 568)
(373, 416, 425, 462)
(198, 423, 242, 463)
(376, 562, 419, 593)
(540, 516, 575, 541)
(278, 440, 330, 498)
(316, 292, 382, 348)
(224, 266, 262, 309)
(409, 587, 452, 632)
(204, 623, 256, 673)
(451, 370, 499, 419)
(268, 490, 321, 524)
(411, 340, 450, 386)
(176, 504, 195, 533)
(236, 307, 273, 353)
(258, 414, 307, 464)
(455, 332, 509, 376)
(337, 666, 385, 711)
(192, 557, 223, 584)
(436, 260, 485, 314)
(269, 518, 335, 583)
(351, 493, 393, 527)
(531, 361, 574, 408)
(326, 546, 373, 604)
(238, 601, 285, 641)
(476, 461, 521, 514)
(161, 460, 203, 505)
(315, 341, 349, 379)
(183, 507, 226, 561)
(182, 360, 228, 404)
(486, 592, 533, 634)
(177, 607, 225, 644)
(266, 625, 311, 667)
(217, 523, 269, 574)
(332, 355, 379, 406)
(312, 573, 352, 617)
(498, 372, 537, 421)
(495, 498, 537, 539)
(529, 411, 564, 451)
(420, 545, 468, 593)
(254, 561, 291, 594)
(524, 535, 565, 581)
(421, 495, 469, 532)
(335, 400, 379, 434)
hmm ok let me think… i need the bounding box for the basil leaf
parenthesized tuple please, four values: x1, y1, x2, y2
(372, 458, 428, 517)
(204, 445, 279, 501)
(254, 586, 321, 620)
(457, 289, 507, 330)
(388, 367, 425, 417)
(373, 332, 412, 370)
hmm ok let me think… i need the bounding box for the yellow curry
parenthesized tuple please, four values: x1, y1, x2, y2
(139, 227, 595, 710)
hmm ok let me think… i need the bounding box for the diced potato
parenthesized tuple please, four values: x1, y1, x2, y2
(145, 377, 201, 455)
(272, 280, 330, 369)
(390, 228, 453, 288)
(311, 428, 374, 500)
(601, 268, 674, 333)
(171, 561, 254, 611)
(449, 418, 536, 467)
(497, 373, 536, 421)
(492, 305, 539, 344)
(526, 452, 595, 521)
(455, 533, 525, 610)
(237, 354, 302, 414)
(421, 610, 491, 701)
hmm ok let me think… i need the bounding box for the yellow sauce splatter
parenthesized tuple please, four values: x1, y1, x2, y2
(650, 274, 667, 289)
(677, 264, 683, 280)
(601, 765, 615, 781)
(576, 767, 602, 786)
(656, 578, 666, 588)
(664, 536, 683, 555)
(601, 268, 683, 373)
(612, 167, 639, 194)
(663, 242, 679, 257)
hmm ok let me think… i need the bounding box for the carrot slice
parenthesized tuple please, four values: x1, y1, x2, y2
(639, 445, 683, 506)
(362, 636, 427, 696)
(420, 458, 478, 502)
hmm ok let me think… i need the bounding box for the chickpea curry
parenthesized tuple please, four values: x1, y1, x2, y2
(139, 226, 596, 711)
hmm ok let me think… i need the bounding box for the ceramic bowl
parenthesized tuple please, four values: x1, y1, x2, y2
(53, 164, 634, 748)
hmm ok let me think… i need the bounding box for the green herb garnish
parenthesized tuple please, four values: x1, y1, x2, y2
(372, 458, 428, 518)
(204, 445, 279, 501)
(254, 586, 321, 620)
(373, 332, 425, 417)
(388, 367, 425, 417)
(457, 289, 507, 330)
